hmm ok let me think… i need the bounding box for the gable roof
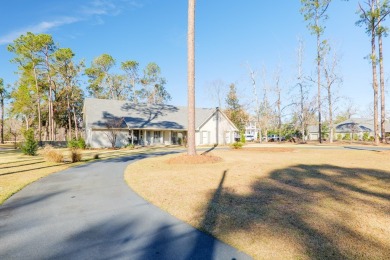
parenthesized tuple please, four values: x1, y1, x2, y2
(83, 98, 227, 131)
(335, 118, 390, 133)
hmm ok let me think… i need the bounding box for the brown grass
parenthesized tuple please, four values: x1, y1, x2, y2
(125, 148, 390, 260)
(42, 145, 64, 163)
(166, 153, 222, 164)
(70, 148, 82, 162)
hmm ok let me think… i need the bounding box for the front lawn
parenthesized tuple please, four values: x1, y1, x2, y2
(125, 147, 390, 259)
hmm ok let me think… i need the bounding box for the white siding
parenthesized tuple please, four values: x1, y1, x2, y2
(89, 129, 129, 148)
(196, 111, 237, 145)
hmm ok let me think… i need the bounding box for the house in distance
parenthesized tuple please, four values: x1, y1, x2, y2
(83, 98, 238, 148)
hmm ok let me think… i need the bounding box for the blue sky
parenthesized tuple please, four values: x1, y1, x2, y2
(0, 0, 388, 117)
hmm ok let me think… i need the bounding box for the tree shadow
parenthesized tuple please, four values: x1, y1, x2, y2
(121, 103, 184, 129)
(0, 163, 70, 176)
(0, 160, 46, 170)
(196, 164, 390, 259)
(0, 157, 44, 166)
(200, 144, 218, 155)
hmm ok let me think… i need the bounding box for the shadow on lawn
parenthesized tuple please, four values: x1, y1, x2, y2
(198, 164, 390, 259)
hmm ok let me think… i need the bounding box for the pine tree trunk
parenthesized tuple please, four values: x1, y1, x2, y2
(33, 66, 42, 143)
(328, 85, 333, 143)
(371, 19, 379, 145)
(67, 95, 72, 140)
(72, 104, 79, 139)
(317, 32, 322, 143)
(45, 51, 55, 141)
(378, 25, 386, 143)
(187, 0, 196, 155)
(277, 90, 281, 142)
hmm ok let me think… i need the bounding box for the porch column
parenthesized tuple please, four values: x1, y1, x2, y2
(144, 130, 147, 145)
(131, 129, 134, 145)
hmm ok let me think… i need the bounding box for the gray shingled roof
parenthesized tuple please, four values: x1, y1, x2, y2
(335, 118, 390, 133)
(83, 98, 216, 130)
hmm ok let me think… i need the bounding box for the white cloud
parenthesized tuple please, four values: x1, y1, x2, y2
(0, 0, 143, 45)
(0, 16, 80, 45)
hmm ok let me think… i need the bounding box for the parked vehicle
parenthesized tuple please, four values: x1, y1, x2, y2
(267, 134, 285, 142)
(245, 134, 255, 142)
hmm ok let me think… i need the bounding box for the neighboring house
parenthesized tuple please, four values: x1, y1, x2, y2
(83, 98, 238, 148)
(245, 120, 260, 140)
(307, 118, 390, 141)
(307, 125, 320, 141)
(335, 118, 390, 139)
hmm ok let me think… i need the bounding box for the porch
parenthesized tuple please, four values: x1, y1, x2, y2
(128, 129, 187, 146)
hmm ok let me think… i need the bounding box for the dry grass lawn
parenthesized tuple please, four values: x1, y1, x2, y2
(125, 147, 390, 260)
(0, 146, 166, 204)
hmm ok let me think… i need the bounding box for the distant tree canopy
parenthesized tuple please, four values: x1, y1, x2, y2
(5, 32, 172, 142)
(7, 32, 84, 141)
(85, 54, 171, 104)
(224, 84, 248, 132)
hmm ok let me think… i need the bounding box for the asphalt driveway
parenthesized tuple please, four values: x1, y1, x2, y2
(0, 151, 251, 260)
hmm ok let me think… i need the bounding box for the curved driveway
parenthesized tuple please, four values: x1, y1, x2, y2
(0, 151, 251, 260)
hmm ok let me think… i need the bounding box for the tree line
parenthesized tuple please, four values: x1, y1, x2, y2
(1, 32, 170, 143)
(206, 0, 390, 144)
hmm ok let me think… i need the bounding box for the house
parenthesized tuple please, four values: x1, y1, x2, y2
(307, 125, 320, 141)
(335, 118, 390, 140)
(245, 119, 260, 140)
(306, 118, 390, 141)
(83, 98, 238, 148)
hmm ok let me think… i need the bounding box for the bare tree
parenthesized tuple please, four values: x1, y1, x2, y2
(247, 63, 262, 141)
(7, 118, 22, 148)
(301, 0, 333, 143)
(323, 48, 343, 143)
(274, 66, 283, 141)
(104, 117, 125, 148)
(296, 39, 309, 142)
(259, 66, 274, 141)
(206, 79, 226, 109)
(187, 0, 196, 155)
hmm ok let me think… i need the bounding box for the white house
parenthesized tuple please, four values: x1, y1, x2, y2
(83, 98, 238, 148)
(245, 120, 260, 140)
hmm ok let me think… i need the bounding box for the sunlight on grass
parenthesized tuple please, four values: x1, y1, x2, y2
(0, 146, 174, 204)
(125, 149, 390, 259)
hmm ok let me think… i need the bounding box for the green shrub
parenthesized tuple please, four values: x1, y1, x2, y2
(42, 145, 64, 163)
(353, 134, 359, 141)
(369, 136, 375, 142)
(70, 148, 82, 163)
(126, 143, 135, 149)
(67, 139, 78, 148)
(21, 129, 38, 156)
(363, 132, 370, 141)
(240, 132, 246, 143)
(77, 137, 86, 149)
(337, 134, 342, 141)
(343, 133, 351, 140)
(67, 137, 86, 149)
(231, 142, 243, 149)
